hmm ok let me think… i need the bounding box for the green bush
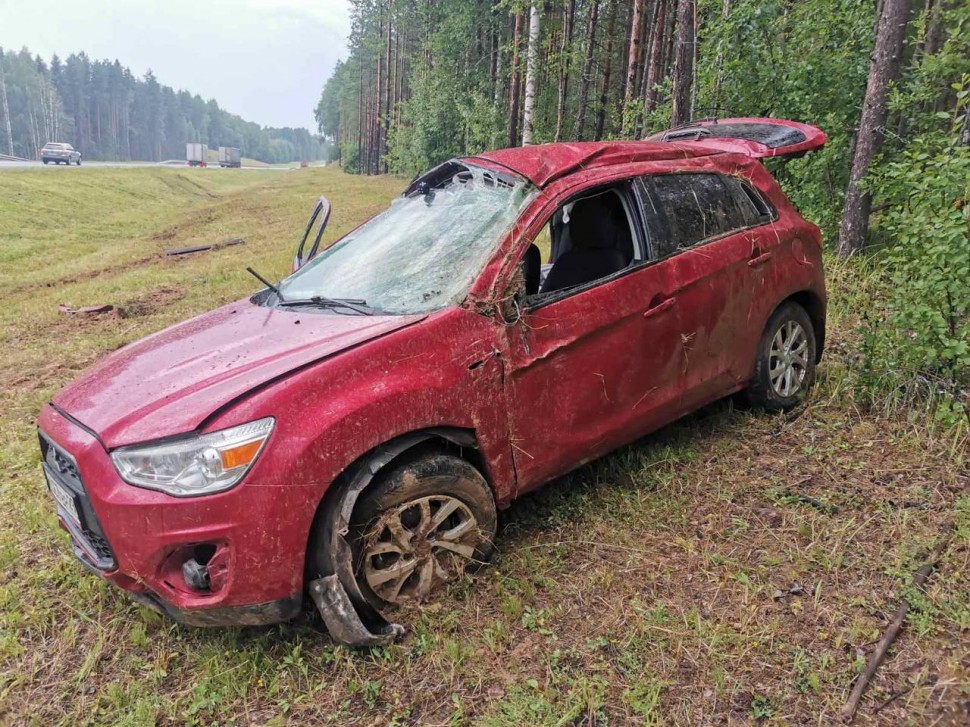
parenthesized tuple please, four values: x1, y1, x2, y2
(859, 100, 969, 426)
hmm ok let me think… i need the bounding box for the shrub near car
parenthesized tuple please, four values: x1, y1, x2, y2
(41, 142, 82, 165)
(38, 118, 827, 645)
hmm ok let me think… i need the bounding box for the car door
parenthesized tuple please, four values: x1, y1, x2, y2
(500, 183, 685, 494)
(636, 172, 757, 407)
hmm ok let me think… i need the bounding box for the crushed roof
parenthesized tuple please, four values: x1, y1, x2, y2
(464, 140, 728, 187)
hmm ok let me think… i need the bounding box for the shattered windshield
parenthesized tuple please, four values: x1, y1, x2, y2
(277, 164, 535, 314)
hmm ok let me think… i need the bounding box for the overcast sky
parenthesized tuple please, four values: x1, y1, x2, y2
(0, 0, 350, 131)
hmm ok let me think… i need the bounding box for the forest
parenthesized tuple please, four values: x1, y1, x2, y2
(317, 0, 969, 425)
(0, 47, 326, 164)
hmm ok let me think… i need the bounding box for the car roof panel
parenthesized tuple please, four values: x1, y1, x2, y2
(464, 140, 735, 188)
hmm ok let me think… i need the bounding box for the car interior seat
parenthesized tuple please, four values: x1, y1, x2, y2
(540, 191, 633, 294)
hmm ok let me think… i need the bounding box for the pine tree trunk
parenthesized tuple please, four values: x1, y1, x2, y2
(923, 0, 944, 56)
(595, 1, 619, 140)
(490, 18, 500, 106)
(383, 11, 393, 173)
(375, 8, 385, 174)
(554, 0, 576, 142)
(572, 0, 600, 141)
(0, 67, 14, 156)
(662, 0, 676, 85)
(711, 0, 732, 116)
(508, 11, 524, 147)
(670, 0, 695, 126)
(357, 55, 364, 170)
(623, 0, 646, 135)
(633, 0, 653, 134)
(643, 0, 667, 119)
(837, 0, 912, 256)
(522, 2, 541, 146)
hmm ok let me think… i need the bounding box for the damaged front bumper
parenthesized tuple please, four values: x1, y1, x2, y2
(37, 404, 413, 646)
(309, 576, 404, 646)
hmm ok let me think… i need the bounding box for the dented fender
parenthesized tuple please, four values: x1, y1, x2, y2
(310, 429, 474, 646)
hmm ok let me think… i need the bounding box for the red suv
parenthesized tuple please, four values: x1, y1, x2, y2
(38, 118, 827, 645)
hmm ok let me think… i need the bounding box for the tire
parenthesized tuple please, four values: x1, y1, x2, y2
(347, 452, 497, 609)
(42, 160, 49, 165)
(76, 158, 81, 166)
(744, 301, 817, 411)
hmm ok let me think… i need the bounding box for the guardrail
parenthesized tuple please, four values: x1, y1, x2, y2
(0, 153, 28, 162)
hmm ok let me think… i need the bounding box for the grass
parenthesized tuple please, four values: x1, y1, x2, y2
(0, 166, 966, 725)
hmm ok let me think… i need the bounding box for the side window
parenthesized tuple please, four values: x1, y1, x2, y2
(723, 176, 776, 227)
(525, 185, 640, 299)
(638, 173, 745, 258)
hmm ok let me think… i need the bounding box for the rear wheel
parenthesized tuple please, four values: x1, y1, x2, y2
(349, 452, 496, 609)
(744, 301, 816, 411)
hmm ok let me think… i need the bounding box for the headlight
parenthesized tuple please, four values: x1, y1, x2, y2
(111, 418, 274, 497)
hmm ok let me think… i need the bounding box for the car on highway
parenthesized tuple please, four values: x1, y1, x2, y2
(41, 142, 82, 165)
(38, 117, 827, 646)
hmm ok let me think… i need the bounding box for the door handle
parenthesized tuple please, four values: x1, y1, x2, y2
(642, 297, 676, 319)
(747, 251, 774, 268)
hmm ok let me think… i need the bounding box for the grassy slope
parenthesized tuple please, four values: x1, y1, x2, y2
(0, 168, 966, 726)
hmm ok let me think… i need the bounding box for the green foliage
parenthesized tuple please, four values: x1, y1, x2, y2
(850, 0, 970, 426)
(860, 123, 970, 424)
(694, 0, 876, 236)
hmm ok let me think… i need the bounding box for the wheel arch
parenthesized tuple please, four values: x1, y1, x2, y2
(305, 426, 491, 578)
(302, 426, 491, 639)
(781, 290, 825, 362)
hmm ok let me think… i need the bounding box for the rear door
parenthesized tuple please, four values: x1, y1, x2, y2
(635, 172, 762, 406)
(646, 117, 827, 158)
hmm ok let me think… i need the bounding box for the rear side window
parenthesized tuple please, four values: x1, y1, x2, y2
(638, 173, 745, 258)
(723, 176, 776, 227)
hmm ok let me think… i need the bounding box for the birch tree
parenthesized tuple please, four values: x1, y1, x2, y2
(522, 1, 541, 145)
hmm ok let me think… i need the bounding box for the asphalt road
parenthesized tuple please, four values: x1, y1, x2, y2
(0, 159, 293, 170)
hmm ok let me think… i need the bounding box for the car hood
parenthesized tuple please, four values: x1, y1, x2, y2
(53, 298, 425, 448)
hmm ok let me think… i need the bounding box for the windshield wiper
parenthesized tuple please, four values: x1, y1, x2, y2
(246, 266, 285, 302)
(278, 296, 375, 316)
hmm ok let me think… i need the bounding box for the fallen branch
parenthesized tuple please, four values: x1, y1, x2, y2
(165, 238, 245, 256)
(58, 303, 114, 315)
(840, 532, 952, 723)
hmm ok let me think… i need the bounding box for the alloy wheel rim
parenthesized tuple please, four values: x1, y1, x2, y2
(361, 495, 481, 604)
(768, 320, 809, 398)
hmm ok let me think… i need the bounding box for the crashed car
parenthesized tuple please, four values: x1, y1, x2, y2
(38, 117, 827, 646)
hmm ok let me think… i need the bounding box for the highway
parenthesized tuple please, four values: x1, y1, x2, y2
(0, 159, 296, 170)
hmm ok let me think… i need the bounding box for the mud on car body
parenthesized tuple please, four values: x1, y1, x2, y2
(38, 118, 828, 646)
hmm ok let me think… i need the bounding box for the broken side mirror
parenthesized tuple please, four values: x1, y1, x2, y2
(293, 196, 331, 272)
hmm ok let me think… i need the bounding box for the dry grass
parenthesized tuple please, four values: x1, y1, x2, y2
(0, 166, 966, 726)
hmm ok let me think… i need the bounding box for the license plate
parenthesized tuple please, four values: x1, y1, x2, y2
(46, 471, 81, 528)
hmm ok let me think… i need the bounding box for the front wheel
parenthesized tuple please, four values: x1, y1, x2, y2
(76, 158, 81, 166)
(349, 452, 497, 609)
(744, 301, 816, 411)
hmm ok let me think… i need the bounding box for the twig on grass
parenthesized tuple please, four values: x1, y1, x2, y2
(164, 238, 245, 256)
(839, 530, 952, 724)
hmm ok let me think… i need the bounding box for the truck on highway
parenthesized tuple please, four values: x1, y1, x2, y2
(218, 147, 242, 168)
(186, 142, 208, 167)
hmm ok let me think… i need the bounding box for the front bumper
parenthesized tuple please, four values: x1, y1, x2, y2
(37, 405, 306, 625)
